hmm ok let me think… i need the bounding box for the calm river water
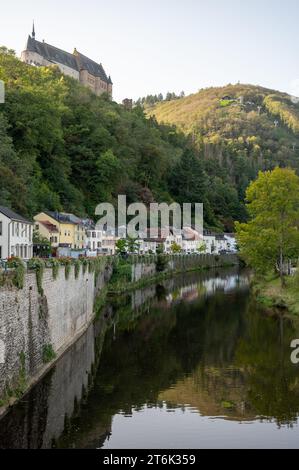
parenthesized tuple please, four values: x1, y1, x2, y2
(1, 267, 299, 449)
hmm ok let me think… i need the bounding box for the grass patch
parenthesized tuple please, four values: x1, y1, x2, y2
(221, 400, 235, 410)
(42, 344, 56, 364)
(220, 99, 232, 107)
(253, 274, 299, 315)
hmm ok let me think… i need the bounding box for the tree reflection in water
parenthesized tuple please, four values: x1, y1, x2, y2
(1, 268, 299, 449)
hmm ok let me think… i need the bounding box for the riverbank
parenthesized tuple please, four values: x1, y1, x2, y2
(252, 274, 299, 317)
(108, 254, 239, 295)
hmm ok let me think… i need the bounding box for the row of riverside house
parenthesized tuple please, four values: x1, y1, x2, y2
(0, 207, 237, 261)
(34, 211, 117, 256)
(0, 208, 114, 260)
(137, 228, 237, 255)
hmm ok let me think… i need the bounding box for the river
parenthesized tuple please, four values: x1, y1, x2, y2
(0, 267, 299, 449)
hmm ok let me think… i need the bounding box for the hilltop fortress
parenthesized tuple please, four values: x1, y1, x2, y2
(21, 24, 113, 97)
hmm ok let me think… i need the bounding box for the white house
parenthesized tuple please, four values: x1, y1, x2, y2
(182, 227, 201, 253)
(85, 224, 120, 255)
(138, 237, 158, 254)
(86, 228, 103, 252)
(215, 234, 228, 253)
(164, 228, 183, 253)
(225, 234, 238, 253)
(0, 206, 33, 260)
(139, 227, 203, 254)
(203, 230, 217, 254)
(101, 233, 118, 255)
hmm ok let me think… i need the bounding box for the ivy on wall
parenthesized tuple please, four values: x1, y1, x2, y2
(7, 257, 25, 289)
(74, 260, 81, 279)
(28, 259, 45, 296)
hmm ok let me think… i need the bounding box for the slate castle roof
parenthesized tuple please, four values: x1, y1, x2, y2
(25, 36, 79, 71)
(73, 49, 109, 82)
(24, 33, 111, 84)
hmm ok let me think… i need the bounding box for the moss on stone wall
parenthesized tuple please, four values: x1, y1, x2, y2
(42, 344, 56, 364)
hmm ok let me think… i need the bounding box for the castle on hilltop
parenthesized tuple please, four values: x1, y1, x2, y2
(21, 23, 113, 97)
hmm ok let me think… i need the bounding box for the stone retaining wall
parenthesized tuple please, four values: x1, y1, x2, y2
(0, 262, 112, 401)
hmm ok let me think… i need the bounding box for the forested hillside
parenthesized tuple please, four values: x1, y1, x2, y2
(0, 49, 185, 217)
(149, 84, 299, 226)
(3, 50, 298, 231)
(0, 49, 248, 230)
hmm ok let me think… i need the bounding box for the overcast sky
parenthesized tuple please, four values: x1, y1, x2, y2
(1, 0, 299, 102)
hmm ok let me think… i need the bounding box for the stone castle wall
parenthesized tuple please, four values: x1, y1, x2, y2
(21, 50, 80, 80)
(21, 52, 111, 96)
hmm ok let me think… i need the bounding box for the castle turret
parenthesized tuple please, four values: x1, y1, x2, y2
(32, 21, 35, 40)
(122, 98, 132, 110)
(108, 76, 113, 97)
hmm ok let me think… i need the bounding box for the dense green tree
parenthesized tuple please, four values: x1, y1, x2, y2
(1, 49, 281, 231)
(33, 230, 51, 257)
(169, 148, 206, 204)
(0, 113, 27, 212)
(236, 167, 299, 285)
(115, 239, 127, 255)
(126, 237, 140, 254)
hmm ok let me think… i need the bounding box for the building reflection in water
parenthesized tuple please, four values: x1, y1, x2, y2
(0, 267, 299, 449)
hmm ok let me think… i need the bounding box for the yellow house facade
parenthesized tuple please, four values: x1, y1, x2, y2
(34, 212, 85, 249)
(34, 219, 60, 247)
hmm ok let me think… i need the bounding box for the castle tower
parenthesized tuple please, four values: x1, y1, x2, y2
(108, 76, 113, 97)
(21, 25, 113, 97)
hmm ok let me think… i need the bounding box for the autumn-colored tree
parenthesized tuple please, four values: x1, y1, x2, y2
(236, 168, 299, 286)
(197, 242, 207, 253)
